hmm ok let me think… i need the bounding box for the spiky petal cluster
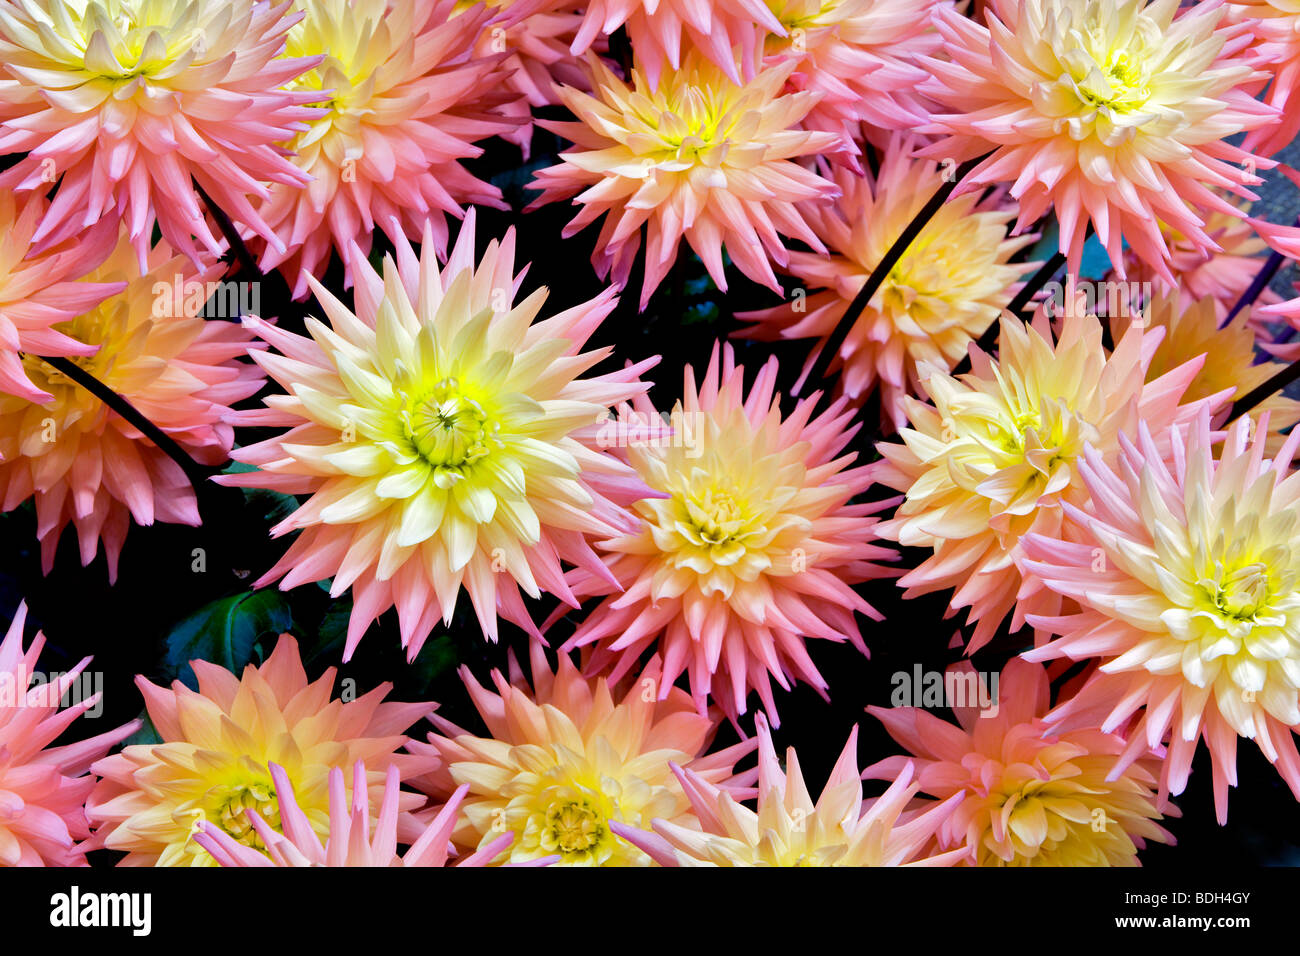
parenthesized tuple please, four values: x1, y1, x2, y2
(220, 211, 655, 659)
(0, 236, 264, 580)
(874, 312, 1215, 653)
(529, 53, 845, 309)
(738, 138, 1033, 430)
(407, 644, 758, 866)
(1229, 0, 1300, 156)
(1019, 408, 1300, 822)
(0, 193, 125, 404)
(0, 603, 138, 866)
(865, 660, 1176, 865)
(919, 0, 1280, 283)
(564, 344, 897, 725)
(194, 761, 532, 866)
(614, 713, 967, 866)
(86, 634, 434, 866)
(0, 0, 322, 267)
(256, 0, 520, 298)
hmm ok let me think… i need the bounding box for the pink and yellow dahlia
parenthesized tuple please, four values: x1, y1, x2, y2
(564, 343, 897, 724)
(528, 52, 846, 308)
(407, 644, 758, 866)
(1230, 0, 1300, 157)
(255, 0, 520, 298)
(874, 311, 1216, 652)
(738, 137, 1033, 430)
(1019, 409, 1300, 822)
(194, 760, 529, 866)
(220, 211, 655, 659)
(86, 634, 434, 866)
(865, 659, 1176, 865)
(0, 0, 322, 268)
(614, 713, 967, 866)
(0, 236, 264, 580)
(920, 0, 1279, 283)
(0, 602, 138, 866)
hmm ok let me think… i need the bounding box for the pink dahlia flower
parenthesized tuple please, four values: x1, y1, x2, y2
(1019, 408, 1300, 822)
(1230, 0, 1300, 157)
(407, 643, 758, 866)
(254, 0, 521, 299)
(865, 659, 1177, 865)
(563, 343, 898, 725)
(0, 0, 323, 269)
(528, 52, 846, 309)
(0, 235, 265, 580)
(919, 0, 1280, 284)
(220, 211, 655, 659)
(614, 712, 967, 866)
(0, 603, 138, 866)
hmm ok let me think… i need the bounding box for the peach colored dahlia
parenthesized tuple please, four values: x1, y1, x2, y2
(255, 0, 521, 299)
(86, 634, 434, 866)
(0, 235, 264, 581)
(614, 712, 968, 866)
(874, 311, 1218, 653)
(563, 343, 897, 725)
(919, 0, 1280, 284)
(738, 137, 1033, 431)
(1019, 408, 1300, 822)
(0, 0, 322, 268)
(0, 602, 139, 866)
(220, 211, 656, 659)
(865, 659, 1176, 865)
(528, 52, 846, 309)
(407, 644, 758, 866)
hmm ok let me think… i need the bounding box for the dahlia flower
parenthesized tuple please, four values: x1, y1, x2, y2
(0, 0, 322, 268)
(737, 137, 1033, 430)
(613, 712, 968, 866)
(194, 760, 534, 866)
(0, 193, 125, 404)
(406, 644, 758, 866)
(1019, 408, 1300, 822)
(219, 210, 656, 659)
(255, 0, 520, 299)
(874, 311, 1217, 653)
(920, 0, 1280, 283)
(1230, 0, 1300, 157)
(0, 602, 138, 866)
(865, 659, 1176, 865)
(564, 343, 898, 724)
(0, 235, 264, 581)
(87, 633, 434, 866)
(528, 52, 846, 309)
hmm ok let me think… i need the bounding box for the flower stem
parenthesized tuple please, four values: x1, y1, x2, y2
(1227, 359, 1300, 422)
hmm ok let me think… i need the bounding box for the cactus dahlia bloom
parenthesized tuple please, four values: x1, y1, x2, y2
(0, 236, 264, 581)
(194, 761, 535, 867)
(220, 211, 656, 659)
(874, 312, 1216, 653)
(613, 713, 968, 866)
(0, 0, 322, 269)
(1018, 410, 1300, 822)
(563, 344, 897, 724)
(86, 634, 434, 867)
(865, 660, 1176, 866)
(919, 0, 1280, 283)
(1229, 0, 1300, 156)
(737, 140, 1033, 431)
(0, 603, 139, 866)
(406, 644, 758, 866)
(0, 193, 126, 404)
(528, 53, 846, 309)
(255, 0, 520, 299)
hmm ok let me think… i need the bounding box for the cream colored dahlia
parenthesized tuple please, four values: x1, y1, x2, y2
(86, 634, 434, 866)
(874, 310, 1216, 652)
(529, 52, 846, 308)
(220, 210, 655, 659)
(407, 644, 758, 866)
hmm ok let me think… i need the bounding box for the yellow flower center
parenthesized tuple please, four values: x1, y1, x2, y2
(214, 782, 281, 850)
(1201, 562, 1273, 622)
(404, 378, 501, 473)
(685, 487, 749, 546)
(541, 799, 605, 857)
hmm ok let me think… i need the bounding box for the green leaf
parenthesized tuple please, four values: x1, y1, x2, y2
(122, 711, 162, 747)
(163, 590, 293, 689)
